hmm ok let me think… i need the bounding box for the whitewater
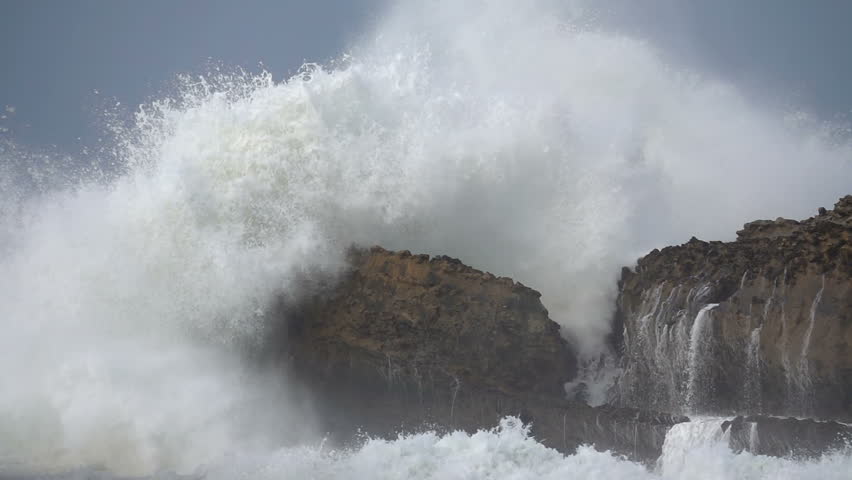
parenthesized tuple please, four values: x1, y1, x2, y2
(1, 0, 852, 478)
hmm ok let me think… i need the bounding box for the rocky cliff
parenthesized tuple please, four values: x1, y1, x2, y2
(613, 196, 852, 420)
(275, 247, 686, 463)
(264, 195, 852, 463)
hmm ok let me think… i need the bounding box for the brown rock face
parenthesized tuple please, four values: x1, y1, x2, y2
(613, 195, 852, 420)
(274, 247, 686, 463)
(287, 246, 575, 397)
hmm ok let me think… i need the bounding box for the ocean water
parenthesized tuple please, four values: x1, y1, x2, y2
(195, 417, 852, 480)
(6, 418, 850, 479)
(1, 0, 851, 477)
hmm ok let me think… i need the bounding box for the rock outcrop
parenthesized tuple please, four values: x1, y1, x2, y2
(723, 415, 852, 458)
(275, 247, 687, 463)
(286, 246, 576, 398)
(613, 196, 852, 420)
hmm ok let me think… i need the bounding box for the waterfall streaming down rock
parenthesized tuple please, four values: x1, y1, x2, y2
(797, 274, 826, 414)
(748, 421, 760, 452)
(615, 200, 852, 420)
(744, 325, 763, 413)
(614, 281, 720, 414)
(658, 418, 731, 475)
(685, 304, 720, 413)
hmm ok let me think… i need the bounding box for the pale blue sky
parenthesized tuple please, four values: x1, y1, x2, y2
(0, 0, 386, 150)
(1, 0, 851, 153)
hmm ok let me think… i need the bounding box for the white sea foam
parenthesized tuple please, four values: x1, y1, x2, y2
(193, 418, 852, 480)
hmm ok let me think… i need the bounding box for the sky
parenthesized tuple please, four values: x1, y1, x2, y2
(0, 0, 387, 150)
(592, 0, 852, 119)
(1, 0, 851, 154)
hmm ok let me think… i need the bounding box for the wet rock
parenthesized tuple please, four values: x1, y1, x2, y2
(274, 247, 686, 463)
(614, 195, 852, 420)
(723, 415, 852, 458)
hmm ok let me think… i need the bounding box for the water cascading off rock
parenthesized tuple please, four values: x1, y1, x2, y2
(612, 195, 852, 420)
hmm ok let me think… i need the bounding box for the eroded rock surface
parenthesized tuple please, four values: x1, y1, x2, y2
(276, 247, 686, 462)
(287, 246, 575, 397)
(613, 196, 852, 420)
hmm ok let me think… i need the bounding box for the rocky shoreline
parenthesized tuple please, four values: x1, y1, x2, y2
(267, 196, 852, 463)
